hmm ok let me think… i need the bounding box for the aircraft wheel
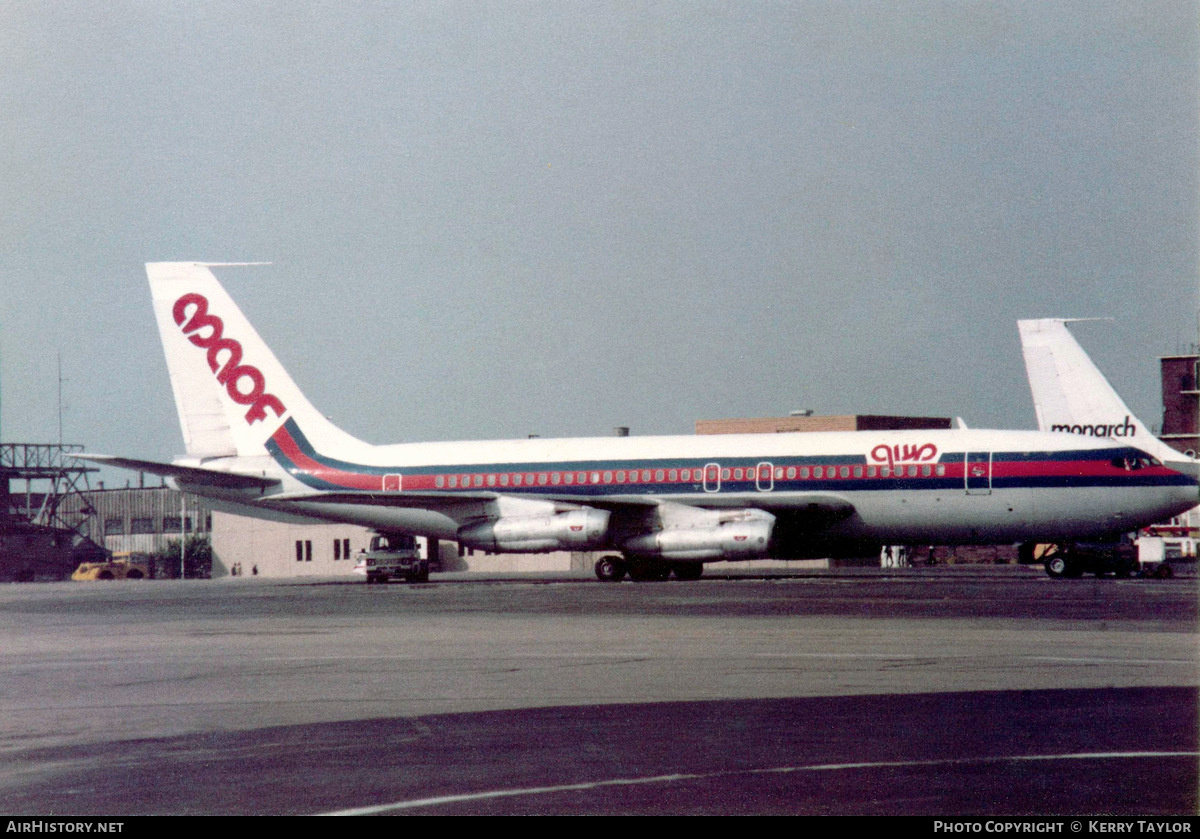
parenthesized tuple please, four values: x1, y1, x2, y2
(1044, 556, 1067, 578)
(594, 556, 627, 582)
(672, 563, 703, 581)
(1154, 564, 1174, 579)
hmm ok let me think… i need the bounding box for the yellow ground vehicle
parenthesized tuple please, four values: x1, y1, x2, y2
(72, 553, 151, 581)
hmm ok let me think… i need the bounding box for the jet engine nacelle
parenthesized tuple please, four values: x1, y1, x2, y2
(620, 510, 775, 561)
(457, 508, 610, 553)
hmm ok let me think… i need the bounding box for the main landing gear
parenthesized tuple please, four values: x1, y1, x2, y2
(593, 555, 704, 582)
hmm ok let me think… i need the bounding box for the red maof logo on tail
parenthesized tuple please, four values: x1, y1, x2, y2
(173, 293, 287, 426)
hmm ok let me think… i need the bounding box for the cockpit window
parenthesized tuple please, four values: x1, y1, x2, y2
(1111, 455, 1158, 471)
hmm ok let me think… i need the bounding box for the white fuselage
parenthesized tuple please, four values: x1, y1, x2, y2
(176, 426, 1198, 555)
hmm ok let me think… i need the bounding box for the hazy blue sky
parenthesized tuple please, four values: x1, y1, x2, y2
(2, 1, 1197, 474)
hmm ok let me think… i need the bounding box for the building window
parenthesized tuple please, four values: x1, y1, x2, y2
(296, 541, 312, 562)
(131, 517, 155, 534)
(162, 516, 192, 532)
(104, 518, 124, 536)
(334, 540, 341, 561)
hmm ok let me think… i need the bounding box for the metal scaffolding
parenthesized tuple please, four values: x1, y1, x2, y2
(1, 443, 99, 538)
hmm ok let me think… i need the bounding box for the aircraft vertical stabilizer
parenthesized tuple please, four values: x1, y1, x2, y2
(1018, 318, 1187, 466)
(147, 262, 367, 459)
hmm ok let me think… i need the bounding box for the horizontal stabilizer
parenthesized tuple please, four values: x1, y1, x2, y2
(76, 454, 281, 490)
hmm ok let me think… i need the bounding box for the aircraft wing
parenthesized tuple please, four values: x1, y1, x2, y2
(267, 489, 502, 507)
(264, 489, 855, 518)
(76, 454, 281, 491)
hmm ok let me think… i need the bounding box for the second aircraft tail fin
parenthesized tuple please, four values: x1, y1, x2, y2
(1018, 318, 1188, 465)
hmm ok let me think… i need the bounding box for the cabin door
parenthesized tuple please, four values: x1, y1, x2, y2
(964, 452, 991, 495)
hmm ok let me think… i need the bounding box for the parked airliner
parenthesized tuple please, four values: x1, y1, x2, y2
(82, 263, 1198, 581)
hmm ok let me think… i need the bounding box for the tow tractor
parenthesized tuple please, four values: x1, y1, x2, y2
(1036, 541, 1139, 578)
(356, 533, 428, 584)
(1033, 529, 1195, 579)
